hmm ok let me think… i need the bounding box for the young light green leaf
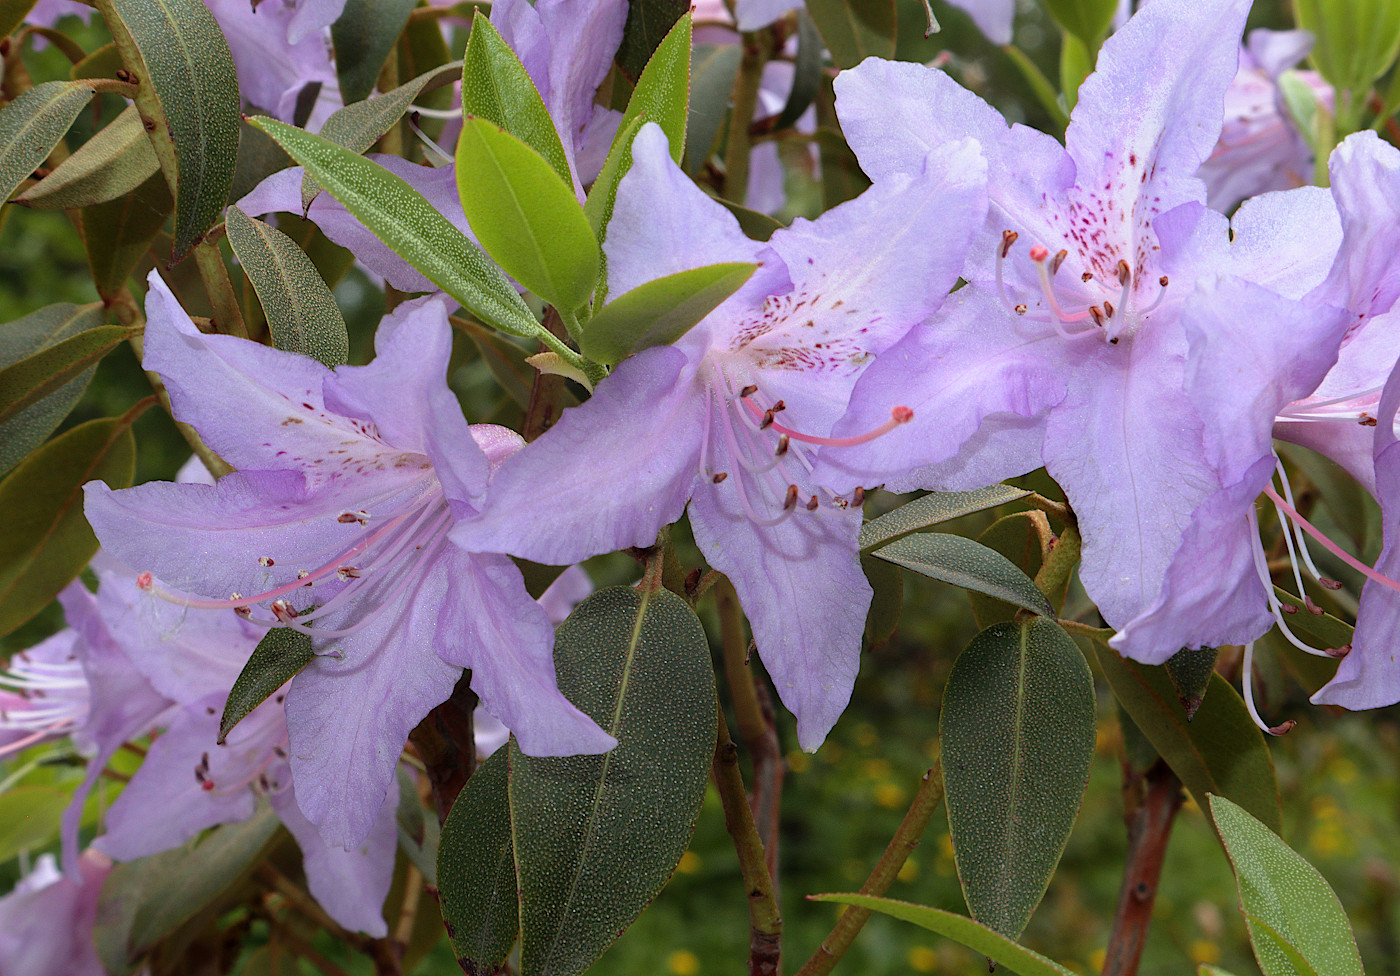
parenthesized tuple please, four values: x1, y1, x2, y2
(858, 486, 1033, 552)
(582, 113, 647, 306)
(456, 116, 600, 314)
(580, 262, 756, 365)
(618, 12, 692, 165)
(805, 0, 896, 69)
(873, 532, 1054, 619)
(218, 627, 315, 743)
(0, 786, 69, 862)
(16, 104, 159, 209)
(0, 417, 137, 637)
(96, 0, 242, 259)
(0, 80, 95, 204)
(941, 617, 1095, 939)
(807, 895, 1078, 976)
(1041, 0, 1117, 49)
(251, 116, 542, 339)
(1210, 794, 1365, 976)
(0, 324, 138, 428)
(331, 0, 417, 103)
(510, 586, 716, 976)
(225, 205, 349, 367)
(460, 10, 572, 188)
(80, 170, 175, 300)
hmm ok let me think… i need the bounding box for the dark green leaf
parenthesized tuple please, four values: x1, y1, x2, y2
(806, 0, 896, 69)
(968, 510, 1052, 628)
(0, 324, 137, 428)
(0, 80, 95, 204)
(1271, 586, 1354, 653)
(0, 0, 40, 39)
(1002, 45, 1071, 131)
(456, 117, 600, 314)
(331, 0, 417, 104)
(616, 0, 689, 82)
(396, 765, 439, 886)
(225, 206, 348, 367)
(452, 314, 535, 410)
(439, 749, 519, 973)
(97, 0, 242, 259)
(70, 42, 126, 82)
(774, 10, 823, 130)
(808, 895, 1077, 976)
(80, 169, 175, 299)
(219, 628, 315, 742)
(16, 104, 159, 209)
(685, 43, 742, 176)
(460, 11, 572, 187)
(861, 553, 903, 648)
(941, 617, 1095, 939)
(714, 195, 783, 241)
(511, 586, 716, 975)
(251, 116, 542, 339)
(580, 262, 757, 365)
(859, 485, 1031, 552)
(0, 302, 106, 476)
(874, 532, 1054, 618)
(1209, 794, 1364, 976)
(1165, 646, 1219, 721)
(1089, 640, 1281, 831)
(618, 12, 691, 165)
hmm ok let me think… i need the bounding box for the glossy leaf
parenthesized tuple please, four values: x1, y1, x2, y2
(1165, 646, 1219, 721)
(456, 117, 600, 314)
(0, 324, 137, 428)
(218, 627, 314, 743)
(805, 0, 896, 69)
(16, 105, 157, 210)
(331, 0, 417, 104)
(1089, 640, 1281, 831)
(859, 487, 1032, 554)
(80, 169, 175, 299)
(616, 0, 689, 82)
(808, 895, 1077, 976)
(439, 749, 519, 973)
(460, 11, 572, 188)
(715, 196, 784, 241)
(510, 586, 716, 976)
(580, 262, 757, 365)
(1210, 794, 1364, 976)
(0, 302, 106, 476)
(874, 532, 1054, 619)
(941, 617, 1095, 939)
(97, 0, 242, 259)
(225, 205, 348, 367)
(252, 116, 542, 339)
(617, 12, 691, 166)
(0, 786, 68, 862)
(969, 510, 1052, 628)
(0, 80, 95, 204)
(0, 417, 136, 638)
(775, 11, 823, 130)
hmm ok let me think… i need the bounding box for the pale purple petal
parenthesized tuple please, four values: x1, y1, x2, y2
(1317, 131, 1400, 318)
(945, 0, 1015, 45)
(0, 852, 109, 976)
(287, 0, 348, 44)
(538, 565, 593, 624)
(734, 0, 801, 31)
(1246, 28, 1314, 77)
(1224, 187, 1341, 300)
(206, 0, 339, 124)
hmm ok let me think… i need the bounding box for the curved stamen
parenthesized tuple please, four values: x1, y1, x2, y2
(716, 400, 795, 528)
(1029, 245, 1092, 326)
(1136, 275, 1170, 315)
(995, 230, 1024, 317)
(1246, 508, 1334, 657)
(741, 398, 914, 447)
(1263, 484, 1400, 594)
(1241, 642, 1295, 736)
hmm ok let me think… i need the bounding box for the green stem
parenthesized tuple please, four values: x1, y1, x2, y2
(723, 32, 769, 206)
(1034, 522, 1081, 615)
(191, 240, 248, 338)
(1021, 491, 1073, 526)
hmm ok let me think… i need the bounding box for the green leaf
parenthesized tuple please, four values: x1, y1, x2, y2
(1041, 0, 1117, 49)
(1002, 46, 1071, 131)
(1271, 586, 1354, 653)
(331, 0, 417, 104)
(456, 116, 600, 314)
(775, 11, 823, 130)
(510, 585, 717, 976)
(1165, 646, 1219, 721)
(0, 0, 41, 39)
(0, 80, 95, 204)
(94, 805, 281, 974)
(1199, 967, 1249, 976)
(874, 532, 1054, 619)
(1296, 0, 1400, 113)
(439, 749, 519, 973)
(583, 113, 648, 306)
(96, 0, 242, 260)
(251, 116, 542, 339)
(396, 765, 440, 886)
(714, 195, 784, 241)
(460, 11, 572, 188)
(859, 485, 1033, 552)
(1088, 640, 1281, 831)
(0, 417, 137, 637)
(618, 12, 692, 165)
(80, 169, 175, 300)
(0, 302, 106, 476)
(1210, 794, 1365, 976)
(0, 786, 69, 862)
(862, 552, 903, 648)
(219, 627, 315, 743)
(225, 205, 348, 367)
(580, 262, 757, 365)
(685, 43, 743, 176)
(968, 511, 1052, 628)
(0, 324, 138, 428)
(301, 60, 462, 210)
(616, 0, 689, 82)
(70, 42, 126, 82)
(806, 0, 896, 69)
(941, 617, 1095, 939)
(1059, 31, 1094, 113)
(807, 895, 1077, 976)
(452, 314, 535, 409)
(815, 126, 870, 209)
(16, 104, 158, 210)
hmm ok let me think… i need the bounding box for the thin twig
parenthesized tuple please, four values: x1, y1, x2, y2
(521, 307, 571, 442)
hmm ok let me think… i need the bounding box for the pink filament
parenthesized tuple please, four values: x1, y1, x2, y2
(742, 399, 913, 446)
(1262, 484, 1400, 594)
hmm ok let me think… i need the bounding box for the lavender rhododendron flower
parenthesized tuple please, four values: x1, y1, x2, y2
(206, 0, 340, 127)
(0, 851, 110, 976)
(456, 124, 987, 750)
(85, 272, 613, 849)
(815, 0, 1351, 665)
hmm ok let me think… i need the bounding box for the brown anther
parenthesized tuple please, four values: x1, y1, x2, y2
(712, 472, 728, 484)
(337, 566, 362, 579)
(296, 570, 310, 580)
(234, 606, 252, 618)
(852, 486, 867, 506)
(1014, 303, 1028, 315)
(1268, 719, 1297, 736)
(1081, 272, 1094, 283)
(337, 512, 361, 523)
(1359, 413, 1378, 427)
(1158, 275, 1169, 287)
(258, 556, 275, 567)
(1319, 577, 1344, 590)
(1103, 300, 1115, 318)
(1304, 597, 1325, 616)
(783, 485, 799, 510)
(1116, 259, 1132, 287)
(270, 600, 298, 622)
(739, 384, 758, 398)
(1089, 306, 1106, 327)
(1326, 643, 1352, 659)
(775, 435, 790, 456)
(195, 768, 207, 784)
(1000, 230, 1019, 258)
(806, 495, 820, 511)
(116, 69, 136, 84)
(200, 752, 210, 770)
(760, 400, 787, 429)
(1281, 603, 1298, 614)
(1050, 250, 1068, 276)
(1109, 337, 1120, 344)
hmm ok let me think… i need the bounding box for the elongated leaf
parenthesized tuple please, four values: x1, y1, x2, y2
(859, 485, 1032, 552)
(439, 749, 519, 973)
(874, 532, 1053, 618)
(252, 117, 542, 339)
(17, 105, 159, 209)
(808, 895, 1077, 976)
(805, 0, 896, 69)
(80, 169, 175, 299)
(616, 0, 689, 82)
(456, 117, 600, 314)
(862, 553, 903, 648)
(581, 262, 756, 365)
(301, 60, 462, 210)
(618, 12, 691, 165)
(218, 628, 314, 742)
(1041, 0, 1117, 48)
(225, 206, 348, 367)
(0, 786, 69, 862)
(0, 80, 95, 203)
(0, 0, 41, 39)
(941, 617, 1095, 939)
(1165, 645, 1219, 720)
(685, 43, 742, 176)
(1089, 640, 1281, 831)
(0, 302, 106, 476)
(1272, 586, 1354, 652)
(582, 113, 647, 307)
(775, 11, 822, 130)
(460, 11, 572, 187)
(511, 586, 716, 976)
(0, 325, 137, 428)
(94, 805, 281, 974)
(1210, 795, 1364, 976)
(97, 0, 242, 259)
(331, 0, 417, 104)
(396, 765, 440, 886)
(969, 511, 1052, 628)
(0, 418, 136, 637)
